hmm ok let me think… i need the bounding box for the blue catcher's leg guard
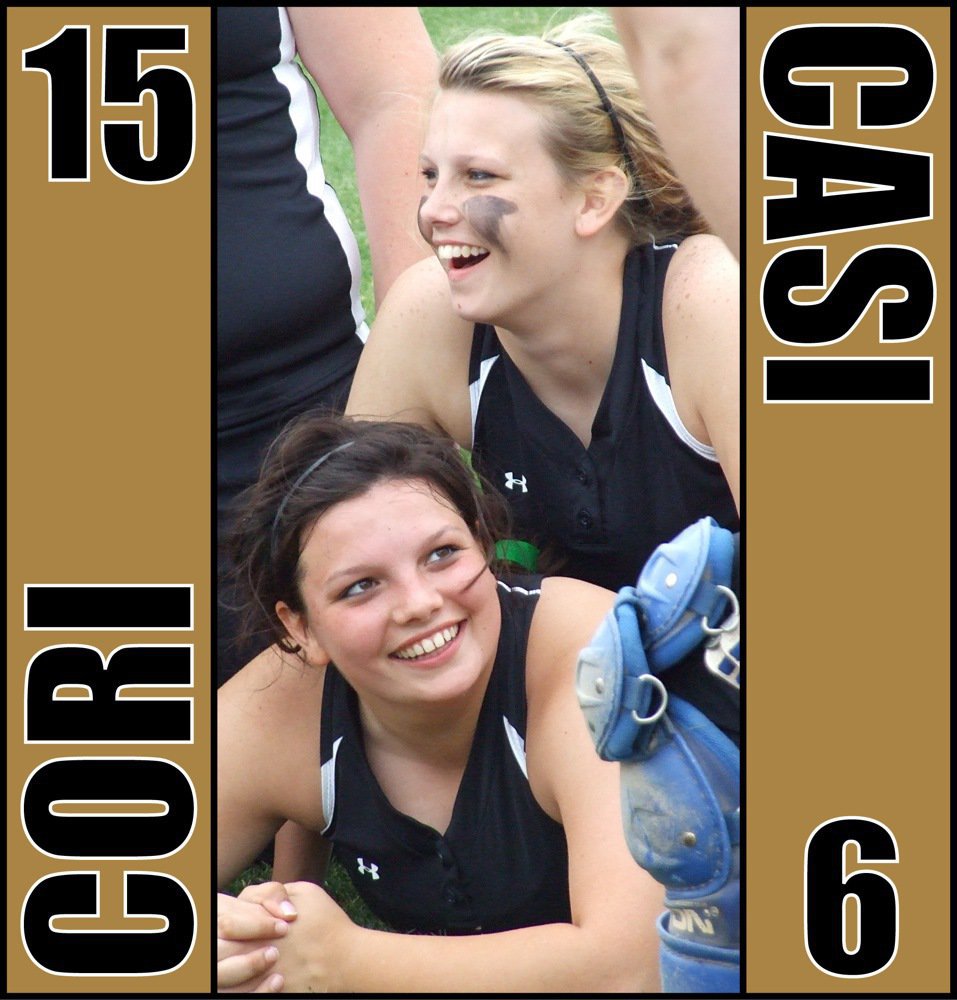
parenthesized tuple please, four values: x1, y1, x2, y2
(576, 518, 740, 993)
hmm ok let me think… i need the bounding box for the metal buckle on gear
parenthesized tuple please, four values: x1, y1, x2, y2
(631, 673, 668, 729)
(702, 585, 740, 688)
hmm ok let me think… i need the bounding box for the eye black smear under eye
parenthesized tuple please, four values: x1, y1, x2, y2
(463, 196, 517, 254)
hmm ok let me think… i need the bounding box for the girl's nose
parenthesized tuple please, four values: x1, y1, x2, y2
(418, 180, 462, 235)
(392, 570, 443, 625)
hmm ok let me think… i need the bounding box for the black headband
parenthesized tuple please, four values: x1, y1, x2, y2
(269, 440, 355, 560)
(546, 39, 639, 184)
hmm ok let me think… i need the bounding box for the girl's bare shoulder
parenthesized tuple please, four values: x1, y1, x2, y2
(349, 257, 475, 444)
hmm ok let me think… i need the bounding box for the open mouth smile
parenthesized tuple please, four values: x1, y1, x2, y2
(435, 244, 490, 271)
(392, 622, 462, 661)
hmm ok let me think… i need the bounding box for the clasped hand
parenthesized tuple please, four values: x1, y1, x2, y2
(218, 880, 349, 993)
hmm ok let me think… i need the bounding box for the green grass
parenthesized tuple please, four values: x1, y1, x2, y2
(229, 858, 389, 932)
(237, 7, 592, 931)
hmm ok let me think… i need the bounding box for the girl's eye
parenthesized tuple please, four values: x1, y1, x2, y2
(427, 544, 460, 564)
(340, 578, 376, 600)
(420, 167, 437, 184)
(468, 169, 494, 182)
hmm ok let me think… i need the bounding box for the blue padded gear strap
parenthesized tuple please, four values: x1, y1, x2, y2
(637, 517, 735, 671)
(658, 910, 739, 994)
(574, 517, 741, 993)
(575, 517, 738, 761)
(577, 590, 668, 761)
(620, 697, 739, 899)
(622, 696, 740, 993)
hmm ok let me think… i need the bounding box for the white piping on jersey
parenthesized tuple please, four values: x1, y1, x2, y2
(502, 716, 529, 779)
(274, 9, 369, 344)
(320, 735, 343, 834)
(322, 722, 529, 832)
(496, 580, 542, 597)
(469, 355, 500, 447)
(641, 359, 719, 462)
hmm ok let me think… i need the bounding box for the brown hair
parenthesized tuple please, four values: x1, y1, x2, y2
(226, 412, 511, 657)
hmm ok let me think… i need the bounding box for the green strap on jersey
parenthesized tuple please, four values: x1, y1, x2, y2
(496, 539, 540, 572)
(460, 449, 539, 573)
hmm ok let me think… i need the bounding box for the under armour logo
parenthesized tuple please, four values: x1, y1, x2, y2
(504, 472, 527, 493)
(356, 858, 380, 880)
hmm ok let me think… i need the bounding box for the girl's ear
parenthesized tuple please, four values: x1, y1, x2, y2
(276, 600, 330, 667)
(575, 167, 629, 238)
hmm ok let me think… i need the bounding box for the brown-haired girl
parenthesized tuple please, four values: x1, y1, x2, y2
(217, 412, 662, 992)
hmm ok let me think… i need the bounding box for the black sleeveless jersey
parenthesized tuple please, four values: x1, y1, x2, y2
(216, 8, 368, 685)
(318, 577, 571, 934)
(468, 241, 739, 592)
(217, 6, 366, 451)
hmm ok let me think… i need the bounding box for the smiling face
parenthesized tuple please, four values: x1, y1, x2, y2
(277, 478, 501, 714)
(418, 88, 584, 327)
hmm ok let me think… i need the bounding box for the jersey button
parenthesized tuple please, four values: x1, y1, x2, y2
(435, 841, 454, 869)
(577, 509, 593, 530)
(576, 468, 589, 486)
